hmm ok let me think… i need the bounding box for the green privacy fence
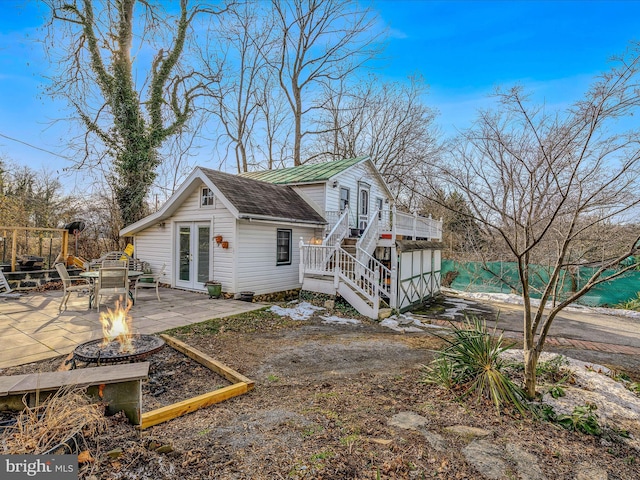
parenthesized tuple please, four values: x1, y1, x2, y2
(442, 260, 640, 307)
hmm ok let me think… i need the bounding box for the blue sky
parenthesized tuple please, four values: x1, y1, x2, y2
(0, 1, 639, 190)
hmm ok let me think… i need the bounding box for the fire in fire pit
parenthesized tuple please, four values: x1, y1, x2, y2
(72, 299, 164, 366)
(101, 299, 134, 353)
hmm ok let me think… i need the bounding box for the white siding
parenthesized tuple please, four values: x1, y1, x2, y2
(134, 227, 172, 284)
(325, 162, 390, 228)
(131, 181, 236, 292)
(293, 184, 325, 215)
(235, 221, 317, 294)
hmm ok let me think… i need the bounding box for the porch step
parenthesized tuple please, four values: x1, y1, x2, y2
(341, 238, 357, 256)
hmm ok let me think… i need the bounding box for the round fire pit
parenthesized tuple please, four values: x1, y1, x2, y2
(73, 334, 165, 365)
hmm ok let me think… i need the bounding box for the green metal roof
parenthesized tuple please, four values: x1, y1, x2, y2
(239, 156, 367, 184)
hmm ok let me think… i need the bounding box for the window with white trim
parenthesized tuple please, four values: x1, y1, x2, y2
(201, 187, 214, 206)
(276, 229, 292, 265)
(339, 187, 350, 211)
(376, 197, 383, 220)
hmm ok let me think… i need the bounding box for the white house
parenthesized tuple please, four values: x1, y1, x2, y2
(120, 157, 443, 318)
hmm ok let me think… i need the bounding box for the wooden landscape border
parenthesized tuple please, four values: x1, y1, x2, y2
(139, 334, 255, 430)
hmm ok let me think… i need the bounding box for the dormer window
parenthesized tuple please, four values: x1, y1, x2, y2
(201, 187, 214, 206)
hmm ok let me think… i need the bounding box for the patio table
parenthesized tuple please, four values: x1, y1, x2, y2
(80, 270, 144, 308)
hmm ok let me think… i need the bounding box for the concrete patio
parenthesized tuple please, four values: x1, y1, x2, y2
(0, 288, 266, 369)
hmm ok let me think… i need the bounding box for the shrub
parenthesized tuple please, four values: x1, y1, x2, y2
(616, 292, 640, 311)
(556, 404, 601, 436)
(423, 315, 527, 414)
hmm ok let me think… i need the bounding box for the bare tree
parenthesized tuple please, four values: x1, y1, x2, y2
(0, 162, 78, 228)
(203, 2, 277, 173)
(255, 70, 294, 170)
(43, 0, 225, 226)
(269, 0, 383, 166)
(312, 75, 441, 204)
(418, 189, 484, 258)
(426, 45, 640, 398)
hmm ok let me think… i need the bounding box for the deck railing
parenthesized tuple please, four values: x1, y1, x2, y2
(300, 244, 336, 276)
(394, 209, 442, 241)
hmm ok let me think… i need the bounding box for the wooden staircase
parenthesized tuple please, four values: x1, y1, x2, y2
(300, 235, 393, 319)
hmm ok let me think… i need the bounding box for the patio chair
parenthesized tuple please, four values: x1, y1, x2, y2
(134, 264, 166, 302)
(89, 251, 130, 270)
(94, 266, 130, 310)
(102, 260, 128, 268)
(55, 263, 91, 310)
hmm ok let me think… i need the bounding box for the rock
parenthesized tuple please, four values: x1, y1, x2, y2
(444, 425, 492, 438)
(324, 299, 335, 310)
(380, 318, 402, 331)
(388, 411, 428, 430)
(505, 444, 546, 480)
(575, 463, 609, 480)
(462, 440, 507, 479)
(155, 444, 174, 454)
(397, 316, 415, 326)
(106, 447, 123, 459)
(402, 326, 425, 333)
(418, 429, 447, 452)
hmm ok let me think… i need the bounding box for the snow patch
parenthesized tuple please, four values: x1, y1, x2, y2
(320, 315, 360, 325)
(380, 314, 436, 333)
(502, 350, 640, 447)
(442, 287, 640, 320)
(270, 302, 325, 321)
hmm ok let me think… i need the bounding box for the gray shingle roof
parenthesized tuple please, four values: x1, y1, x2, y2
(200, 168, 326, 225)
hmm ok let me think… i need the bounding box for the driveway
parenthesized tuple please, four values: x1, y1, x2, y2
(427, 292, 640, 374)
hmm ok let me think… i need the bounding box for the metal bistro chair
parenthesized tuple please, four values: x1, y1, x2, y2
(134, 263, 166, 302)
(102, 259, 128, 268)
(55, 263, 91, 311)
(94, 266, 130, 310)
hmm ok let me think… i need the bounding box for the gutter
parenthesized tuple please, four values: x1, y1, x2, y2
(238, 213, 326, 226)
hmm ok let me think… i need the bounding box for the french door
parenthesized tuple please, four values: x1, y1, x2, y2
(176, 222, 211, 290)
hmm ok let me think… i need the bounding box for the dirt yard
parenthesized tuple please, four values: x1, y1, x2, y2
(2, 305, 639, 479)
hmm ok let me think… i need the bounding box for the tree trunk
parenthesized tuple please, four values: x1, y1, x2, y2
(523, 347, 539, 399)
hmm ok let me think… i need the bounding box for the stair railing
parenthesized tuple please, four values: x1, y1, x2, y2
(356, 209, 379, 259)
(323, 209, 350, 246)
(356, 248, 392, 298)
(335, 247, 380, 313)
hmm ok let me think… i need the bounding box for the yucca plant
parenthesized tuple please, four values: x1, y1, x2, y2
(424, 315, 527, 414)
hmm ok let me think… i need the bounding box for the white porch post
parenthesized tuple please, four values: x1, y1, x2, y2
(299, 237, 304, 283)
(333, 241, 340, 289)
(412, 211, 418, 240)
(373, 268, 380, 318)
(390, 244, 398, 309)
(392, 205, 397, 242)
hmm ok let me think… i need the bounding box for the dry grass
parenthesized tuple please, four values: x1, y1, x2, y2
(0, 386, 107, 454)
